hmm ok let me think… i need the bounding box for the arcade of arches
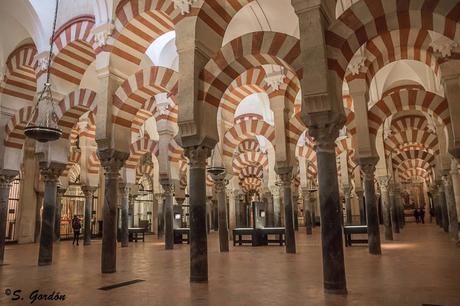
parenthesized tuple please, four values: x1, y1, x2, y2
(1, 1, 460, 305)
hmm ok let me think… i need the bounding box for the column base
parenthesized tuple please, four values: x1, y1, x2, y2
(38, 260, 52, 266)
(84, 241, 91, 246)
(101, 268, 116, 274)
(190, 276, 208, 283)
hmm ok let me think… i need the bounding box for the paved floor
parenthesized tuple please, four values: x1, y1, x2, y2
(0, 223, 459, 306)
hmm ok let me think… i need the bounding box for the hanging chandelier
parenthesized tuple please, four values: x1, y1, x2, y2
(207, 145, 225, 177)
(24, 0, 62, 143)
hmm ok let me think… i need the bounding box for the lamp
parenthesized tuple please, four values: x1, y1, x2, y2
(24, 0, 62, 142)
(207, 144, 225, 177)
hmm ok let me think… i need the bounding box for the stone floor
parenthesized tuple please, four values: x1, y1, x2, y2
(1, 223, 459, 306)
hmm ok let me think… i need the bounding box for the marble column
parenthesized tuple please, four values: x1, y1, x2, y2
(234, 193, 242, 227)
(210, 173, 229, 252)
(0, 171, 17, 265)
(293, 194, 299, 231)
(264, 192, 274, 227)
(310, 125, 347, 293)
(432, 186, 442, 227)
(38, 162, 65, 266)
(360, 157, 382, 255)
(119, 183, 130, 247)
(378, 176, 393, 241)
(81, 186, 96, 246)
(302, 188, 313, 235)
(155, 193, 164, 239)
(185, 146, 211, 283)
(54, 186, 66, 242)
(343, 185, 352, 225)
(355, 189, 366, 225)
(437, 180, 449, 233)
(443, 174, 459, 240)
(161, 182, 174, 250)
(277, 168, 296, 254)
(389, 185, 400, 234)
(272, 186, 281, 227)
(97, 150, 128, 273)
(310, 193, 317, 228)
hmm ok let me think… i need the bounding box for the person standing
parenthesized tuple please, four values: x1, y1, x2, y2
(72, 215, 81, 245)
(414, 209, 419, 224)
(419, 208, 425, 224)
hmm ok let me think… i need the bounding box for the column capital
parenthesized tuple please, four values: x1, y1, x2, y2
(97, 149, 129, 177)
(342, 184, 352, 196)
(56, 186, 67, 197)
(275, 166, 293, 187)
(184, 145, 212, 169)
(81, 185, 97, 197)
(161, 182, 174, 196)
(0, 170, 18, 188)
(39, 162, 66, 182)
(377, 176, 391, 192)
(306, 111, 345, 153)
(118, 183, 131, 196)
(359, 156, 379, 181)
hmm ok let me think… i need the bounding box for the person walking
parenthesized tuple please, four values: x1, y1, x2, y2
(419, 208, 425, 224)
(72, 215, 81, 245)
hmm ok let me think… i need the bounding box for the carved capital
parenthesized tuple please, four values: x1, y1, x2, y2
(39, 162, 66, 183)
(342, 184, 352, 196)
(57, 186, 67, 197)
(359, 157, 378, 181)
(0, 170, 18, 189)
(118, 183, 131, 196)
(276, 166, 293, 187)
(92, 23, 114, 49)
(430, 35, 458, 58)
(377, 176, 391, 192)
(173, 0, 197, 15)
(306, 111, 345, 153)
(97, 149, 129, 177)
(184, 145, 212, 169)
(81, 185, 97, 197)
(161, 183, 174, 196)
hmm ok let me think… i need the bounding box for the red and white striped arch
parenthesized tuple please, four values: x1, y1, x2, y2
(391, 114, 430, 134)
(109, 0, 180, 72)
(87, 151, 101, 175)
(136, 163, 155, 182)
(168, 139, 184, 163)
(112, 66, 178, 128)
(222, 119, 275, 157)
(55, 89, 97, 138)
(201, 31, 301, 108)
(240, 176, 262, 193)
(238, 164, 263, 180)
(385, 129, 439, 156)
(346, 29, 439, 84)
(50, 15, 95, 86)
(4, 106, 35, 149)
(326, 0, 460, 81)
(237, 138, 260, 154)
(126, 137, 159, 169)
(368, 87, 450, 136)
(397, 158, 432, 174)
(1, 44, 37, 102)
(392, 149, 436, 168)
(232, 151, 268, 175)
(399, 167, 432, 182)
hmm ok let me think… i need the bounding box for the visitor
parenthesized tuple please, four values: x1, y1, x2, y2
(419, 208, 425, 224)
(414, 209, 419, 224)
(72, 215, 81, 246)
(429, 207, 434, 223)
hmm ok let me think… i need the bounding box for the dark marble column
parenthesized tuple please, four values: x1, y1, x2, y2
(235, 194, 242, 227)
(343, 185, 352, 225)
(443, 174, 459, 240)
(97, 149, 128, 273)
(360, 157, 382, 255)
(38, 162, 65, 266)
(161, 182, 174, 250)
(272, 186, 281, 227)
(310, 192, 317, 228)
(431, 186, 442, 227)
(378, 176, 393, 241)
(302, 188, 313, 235)
(309, 124, 347, 293)
(155, 193, 165, 239)
(81, 186, 96, 246)
(437, 180, 449, 233)
(264, 191, 274, 227)
(185, 146, 211, 283)
(389, 185, 400, 234)
(0, 171, 17, 265)
(277, 168, 296, 254)
(54, 186, 66, 242)
(210, 173, 229, 252)
(293, 194, 299, 231)
(119, 183, 130, 248)
(355, 189, 366, 225)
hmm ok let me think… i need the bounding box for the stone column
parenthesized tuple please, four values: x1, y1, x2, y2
(378, 176, 393, 241)
(155, 193, 164, 239)
(264, 191, 274, 227)
(293, 194, 299, 231)
(389, 185, 400, 234)
(302, 188, 313, 235)
(97, 150, 128, 273)
(277, 168, 296, 254)
(355, 189, 366, 225)
(210, 173, 229, 252)
(360, 157, 382, 255)
(343, 185, 352, 225)
(54, 186, 66, 242)
(309, 124, 347, 293)
(161, 182, 174, 250)
(437, 180, 449, 233)
(81, 186, 96, 246)
(443, 174, 459, 240)
(272, 186, 281, 227)
(38, 162, 65, 266)
(431, 186, 442, 227)
(118, 183, 130, 247)
(0, 171, 17, 265)
(310, 192, 317, 228)
(184, 146, 211, 283)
